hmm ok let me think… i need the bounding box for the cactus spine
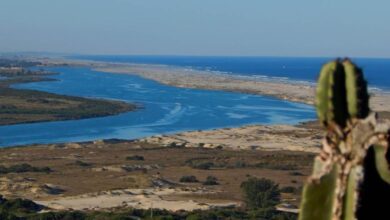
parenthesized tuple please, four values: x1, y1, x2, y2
(299, 59, 390, 220)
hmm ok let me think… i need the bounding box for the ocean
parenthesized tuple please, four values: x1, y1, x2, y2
(74, 55, 390, 91)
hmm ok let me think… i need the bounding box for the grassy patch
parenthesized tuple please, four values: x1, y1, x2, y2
(254, 162, 299, 171)
(185, 153, 312, 171)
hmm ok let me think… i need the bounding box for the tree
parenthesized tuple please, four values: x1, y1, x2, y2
(240, 177, 281, 209)
(203, 176, 219, 185)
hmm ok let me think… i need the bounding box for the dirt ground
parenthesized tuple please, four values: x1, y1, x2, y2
(0, 140, 315, 210)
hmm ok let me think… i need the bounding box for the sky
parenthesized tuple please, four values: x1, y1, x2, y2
(0, 0, 389, 58)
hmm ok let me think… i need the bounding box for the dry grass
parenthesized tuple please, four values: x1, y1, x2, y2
(0, 141, 314, 206)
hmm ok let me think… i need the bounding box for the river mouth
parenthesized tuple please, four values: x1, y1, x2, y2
(0, 66, 316, 147)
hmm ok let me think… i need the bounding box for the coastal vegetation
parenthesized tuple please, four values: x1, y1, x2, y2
(0, 163, 51, 174)
(0, 177, 297, 219)
(0, 58, 136, 125)
(126, 155, 145, 161)
(203, 176, 219, 186)
(74, 160, 93, 167)
(185, 154, 312, 171)
(179, 175, 199, 183)
(0, 140, 312, 218)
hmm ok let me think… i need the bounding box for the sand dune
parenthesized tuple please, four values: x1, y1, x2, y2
(36, 188, 238, 211)
(137, 124, 322, 153)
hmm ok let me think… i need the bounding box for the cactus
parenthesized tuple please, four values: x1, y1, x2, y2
(299, 59, 390, 220)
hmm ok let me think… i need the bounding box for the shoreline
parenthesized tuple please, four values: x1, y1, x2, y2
(38, 57, 390, 112)
(95, 64, 390, 112)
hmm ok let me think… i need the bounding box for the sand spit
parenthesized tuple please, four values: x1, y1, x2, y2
(94, 64, 390, 112)
(36, 187, 238, 211)
(37, 58, 390, 112)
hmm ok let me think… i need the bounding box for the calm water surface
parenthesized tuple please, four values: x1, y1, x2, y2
(0, 67, 316, 147)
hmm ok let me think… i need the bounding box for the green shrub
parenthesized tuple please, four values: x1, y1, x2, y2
(0, 196, 44, 216)
(203, 176, 219, 185)
(289, 171, 304, 176)
(179, 176, 199, 183)
(74, 160, 92, 167)
(234, 161, 247, 168)
(248, 207, 297, 220)
(0, 163, 51, 174)
(240, 177, 281, 209)
(192, 162, 214, 170)
(126, 155, 144, 161)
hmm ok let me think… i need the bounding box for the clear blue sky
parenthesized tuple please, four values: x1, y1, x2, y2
(0, 0, 389, 57)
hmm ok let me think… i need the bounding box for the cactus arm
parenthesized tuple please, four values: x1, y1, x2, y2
(342, 166, 359, 220)
(316, 61, 348, 128)
(316, 61, 335, 126)
(373, 144, 390, 184)
(343, 60, 359, 118)
(343, 60, 369, 119)
(299, 163, 339, 220)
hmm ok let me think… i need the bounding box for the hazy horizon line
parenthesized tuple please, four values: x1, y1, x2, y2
(2, 51, 390, 60)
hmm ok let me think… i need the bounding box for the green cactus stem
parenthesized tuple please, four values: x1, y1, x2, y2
(299, 59, 390, 220)
(299, 162, 339, 220)
(342, 60, 369, 119)
(316, 60, 348, 128)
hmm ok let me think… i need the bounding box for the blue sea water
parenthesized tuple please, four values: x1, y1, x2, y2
(0, 67, 315, 147)
(74, 55, 390, 91)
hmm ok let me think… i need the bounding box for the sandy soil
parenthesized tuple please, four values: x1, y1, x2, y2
(137, 124, 323, 153)
(36, 188, 238, 211)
